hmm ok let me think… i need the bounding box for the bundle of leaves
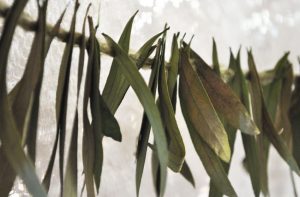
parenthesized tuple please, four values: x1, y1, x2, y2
(0, 0, 299, 196)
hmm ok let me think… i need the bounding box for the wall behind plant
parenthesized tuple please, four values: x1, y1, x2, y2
(1, 0, 299, 196)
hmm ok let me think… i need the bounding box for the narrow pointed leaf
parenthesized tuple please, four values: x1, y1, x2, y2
(103, 28, 167, 114)
(158, 48, 185, 172)
(247, 51, 300, 174)
(180, 95, 236, 196)
(81, 16, 97, 197)
(0, 0, 46, 196)
(102, 11, 137, 113)
(63, 5, 90, 197)
(185, 43, 260, 136)
(103, 34, 168, 196)
(42, 1, 79, 192)
(290, 76, 300, 167)
(212, 38, 221, 75)
(88, 18, 104, 192)
(179, 47, 231, 162)
(179, 161, 195, 187)
(0, 1, 48, 195)
(209, 51, 238, 197)
(167, 34, 179, 95)
(136, 39, 161, 196)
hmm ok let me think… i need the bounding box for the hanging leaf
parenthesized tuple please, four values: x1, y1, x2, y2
(158, 41, 185, 172)
(102, 11, 138, 113)
(102, 33, 169, 196)
(103, 26, 168, 114)
(184, 43, 259, 136)
(179, 46, 231, 162)
(247, 51, 300, 175)
(212, 38, 221, 75)
(63, 4, 91, 197)
(0, 0, 46, 196)
(88, 18, 104, 193)
(229, 50, 262, 197)
(179, 161, 195, 188)
(167, 34, 180, 95)
(209, 49, 238, 197)
(42, 1, 79, 193)
(180, 93, 236, 196)
(0, 0, 51, 195)
(136, 39, 162, 196)
(290, 76, 300, 167)
(274, 60, 293, 150)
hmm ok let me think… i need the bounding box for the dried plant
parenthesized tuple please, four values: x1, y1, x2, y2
(0, 0, 299, 196)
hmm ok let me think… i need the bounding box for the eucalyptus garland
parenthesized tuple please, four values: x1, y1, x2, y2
(0, 1, 299, 197)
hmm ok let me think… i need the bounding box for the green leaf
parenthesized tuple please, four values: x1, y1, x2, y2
(185, 43, 260, 136)
(228, 50, 262, 197)
(136, 39, 162, 196)
(209, 50, 238, 197)
(179, 47, 231, 162)
(42, 1, 79, 193)
(290, 76, 300, 168)
(212, 38, 221, 75)
(274, 59, 293, 150)
(151, 150, 163, 197)
(99, 94, 122, 141)
(247, 51, 300, 175)
(180, 93, 236, 196)
(88, 18, 104, 193)
(167, 34, 179, 95)
(179, 161, 195, 187)
(63, 5, 90, 197)
(102, 33, 169, 196)
(103, 26, 167, 114)
(158, 42, 185, 172)
(0, 1, 51, 195)
(63, 113, 78, 197)
(102, 11, 138, 113)
(0, 0, 46, 196)
(81, 16, 98, 197)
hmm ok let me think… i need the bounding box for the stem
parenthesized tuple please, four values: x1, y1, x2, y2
(0, 1, 151, 67)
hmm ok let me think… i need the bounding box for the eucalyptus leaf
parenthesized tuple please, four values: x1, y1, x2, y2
(102, 33, 169, 196)
(247, 51, 300, 175)
(179, 161, 195, 188)
(290, 76, 300, 168)
(102, 11, 138, 113)
(63, 5, 91, 197)
(88, 18, 104, 193)
(179, 92, 237, 196)
(0, 0, 46, 196)
(42, 1, 79, 193)
(179, 46, 231, 162)
(185, 43, 260, 136)
(212, 38, 221, 75)
(103, 26, 168, 114)
(229, 50, 262, 197)
(136, 39, 162, 196)
(209, 49, 238, 197)
(158, 42, 185, 172)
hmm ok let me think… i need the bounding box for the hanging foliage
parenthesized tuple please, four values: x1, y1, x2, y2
(0, 1, 299, 197)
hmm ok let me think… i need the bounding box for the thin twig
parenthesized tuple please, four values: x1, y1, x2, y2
(0, 1, 152, 67)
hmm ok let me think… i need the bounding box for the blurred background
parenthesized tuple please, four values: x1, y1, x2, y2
(1, 0, 300, 196)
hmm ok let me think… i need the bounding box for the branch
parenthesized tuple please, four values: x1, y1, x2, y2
(0, 1, 152, 67)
